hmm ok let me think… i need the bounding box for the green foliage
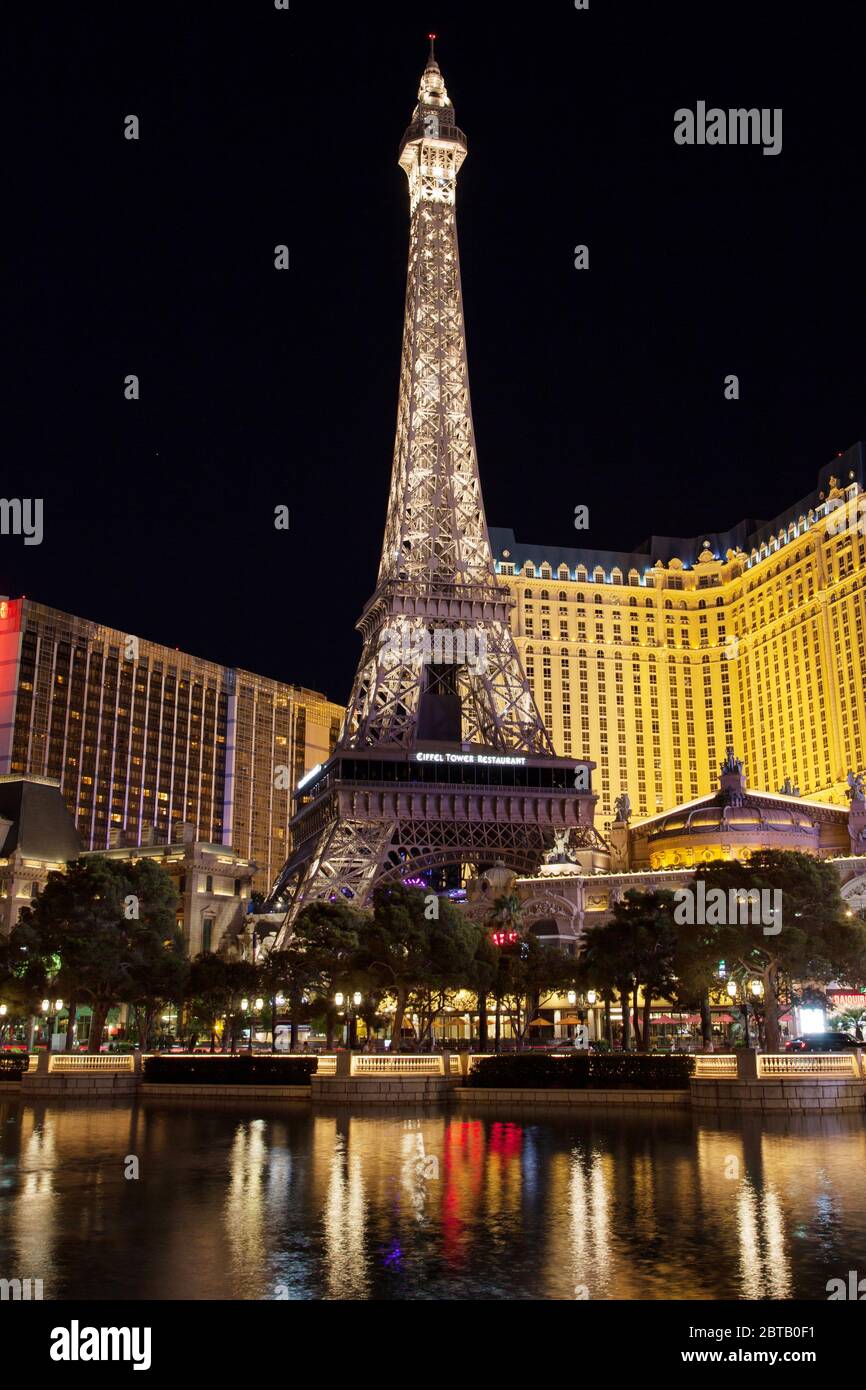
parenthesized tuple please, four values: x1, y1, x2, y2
(13, 856, 183, 1049)
(185, 953, 259, 1040)
(702, 850, 866, 1049)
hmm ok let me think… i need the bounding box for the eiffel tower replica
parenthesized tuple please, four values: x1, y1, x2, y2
(268, 40, 599, 930)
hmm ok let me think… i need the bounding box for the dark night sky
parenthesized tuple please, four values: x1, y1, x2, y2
(4, 1, 865, 703)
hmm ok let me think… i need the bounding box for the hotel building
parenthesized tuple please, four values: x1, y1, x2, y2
(491, 442, 866, 833)
(0, 598, 342, 893)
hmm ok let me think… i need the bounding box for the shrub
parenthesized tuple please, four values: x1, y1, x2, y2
(467, 1052, 692, 1090)
(143, 1055, 317, 1086)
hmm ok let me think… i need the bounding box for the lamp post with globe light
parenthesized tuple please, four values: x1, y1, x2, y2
(334, 991, 363, 1049)
(41, 997, 63, 1052)
(240, 997, 265, 1053)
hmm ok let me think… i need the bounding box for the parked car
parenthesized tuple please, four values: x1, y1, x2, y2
(546, 1040, 603, 1054)
(784, 1032, 861, 1052)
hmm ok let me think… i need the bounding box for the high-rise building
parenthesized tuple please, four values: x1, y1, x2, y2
(491, 442, 866, 832)
(0, 597, 343, 891)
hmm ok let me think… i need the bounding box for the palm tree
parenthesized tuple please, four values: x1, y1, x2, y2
(489, 894, 524, 1052)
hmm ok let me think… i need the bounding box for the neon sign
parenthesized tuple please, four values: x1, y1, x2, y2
(415, 751, 526, 767)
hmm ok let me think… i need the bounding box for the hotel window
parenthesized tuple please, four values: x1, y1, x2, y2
(205, 874, 213, 894)
(202, 919, 213, 954)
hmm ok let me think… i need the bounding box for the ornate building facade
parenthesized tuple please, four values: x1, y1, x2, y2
(468, 753, 866, 953)
(490, 442, 866, 834)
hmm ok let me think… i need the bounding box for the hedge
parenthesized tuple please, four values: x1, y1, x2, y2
(0, 1055, 29, 1080)
(143, 1055, 317, 1086)
(467, 1052, 693, 1090)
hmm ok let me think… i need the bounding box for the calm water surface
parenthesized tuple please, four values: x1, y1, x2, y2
(1, 1098, 865, 1300)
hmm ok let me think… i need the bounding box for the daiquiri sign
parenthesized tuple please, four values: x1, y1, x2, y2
(828, 991, 866, 1010)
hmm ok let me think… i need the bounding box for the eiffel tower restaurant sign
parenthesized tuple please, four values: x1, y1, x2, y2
(415, 751, 527, 767)
(267, 42, 601, 930)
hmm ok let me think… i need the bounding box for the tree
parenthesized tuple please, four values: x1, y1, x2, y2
(400, 898, 483, 1047)
(186, 953, 258, 1052)
(123, 915, 188, 1049)
(493, 936, 576, 1048)
(580, 890, 678, 1051)
(468, 927, 498, 1051)
(15, 856, 180, 1051)
(702, 850, 866, 1052)
(355, 886, 433, 1045)
(291, 900, 364, 1046)
(0, 925, 50, 1034)
(255, 946, 321, 1051)
(668, 919, 726, 1052)
(487, 892, 523, 1051)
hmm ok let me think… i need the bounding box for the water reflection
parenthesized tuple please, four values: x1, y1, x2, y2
(1, 1099, 866, 1300)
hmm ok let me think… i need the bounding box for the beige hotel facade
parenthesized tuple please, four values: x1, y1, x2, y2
(491, 443, 866, 834)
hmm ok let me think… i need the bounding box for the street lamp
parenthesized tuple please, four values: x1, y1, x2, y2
(334, 991, 363, 1048)
(727, 977, 753, 1047)
(40, 998, 63, 1051)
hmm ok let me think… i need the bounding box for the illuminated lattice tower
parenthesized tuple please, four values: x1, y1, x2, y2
(268, 41, 602, 928)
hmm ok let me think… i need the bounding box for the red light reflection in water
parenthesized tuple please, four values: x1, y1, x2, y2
(489, 1121, 523, 1159)
(441, 1119, 524, 1264)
